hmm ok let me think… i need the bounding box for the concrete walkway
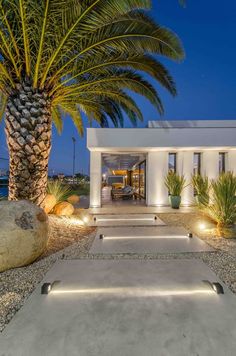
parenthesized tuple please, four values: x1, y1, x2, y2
(1, 259, 236, 356)
(90, 226, 215, 254)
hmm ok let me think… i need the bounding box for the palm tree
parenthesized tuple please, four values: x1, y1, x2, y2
(0, 0, 184, 206)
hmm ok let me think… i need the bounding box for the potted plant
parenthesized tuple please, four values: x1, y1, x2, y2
(165, 171, 186, 209)
(191, 174, 210, 207)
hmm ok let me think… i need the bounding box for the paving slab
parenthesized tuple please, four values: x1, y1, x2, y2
(89, 214, 166, 226)
(90, 226, 214, 254)
(0, 259, 235, 356)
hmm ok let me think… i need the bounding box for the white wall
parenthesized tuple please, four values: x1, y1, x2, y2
(202, 151, 219, 180)
(90, 152, 102, 208)
(147, 152, 169, 206)
(228, 151, 236, 174)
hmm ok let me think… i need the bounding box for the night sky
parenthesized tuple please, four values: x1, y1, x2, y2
(0, 0, 236, 175)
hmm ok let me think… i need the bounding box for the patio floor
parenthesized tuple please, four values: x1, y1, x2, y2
(1, 259, 236, 356)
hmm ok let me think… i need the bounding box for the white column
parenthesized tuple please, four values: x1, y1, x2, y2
(177, 151, 194, 206)
(202, 151, 219, 180)
(147, 151, 168, 206)
(90, 151, 102, 208)
(228, 150, 236, 174)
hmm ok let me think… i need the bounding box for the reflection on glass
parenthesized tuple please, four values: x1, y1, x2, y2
(193, 153, 201, 176)
(169, 153, 177, 173)
(131, 160, 146, 199)
(219, 153, 226, 173)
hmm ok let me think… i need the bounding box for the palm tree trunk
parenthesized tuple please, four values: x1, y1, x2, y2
(5, 79, 52, 206)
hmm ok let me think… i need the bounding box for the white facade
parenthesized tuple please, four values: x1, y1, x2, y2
(87, 120, 236, 208)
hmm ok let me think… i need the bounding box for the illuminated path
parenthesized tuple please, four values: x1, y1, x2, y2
(1, 259, 236, 356)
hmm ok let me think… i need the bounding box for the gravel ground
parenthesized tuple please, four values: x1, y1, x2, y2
(1, 212, 236, 332)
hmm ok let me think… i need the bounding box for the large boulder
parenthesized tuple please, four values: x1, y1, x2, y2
(42, 194, 57, 214)
(67, 194, 80, 205)
(0, 200, 49, 272)
(53, 201, 74, 216)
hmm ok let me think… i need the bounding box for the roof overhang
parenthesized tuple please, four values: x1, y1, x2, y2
(87, 128, 236, 152)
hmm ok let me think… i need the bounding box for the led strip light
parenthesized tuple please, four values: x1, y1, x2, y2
(96, 217, 156, 222)
(41, 281, 224, 295)
(101, 235, 189, 240)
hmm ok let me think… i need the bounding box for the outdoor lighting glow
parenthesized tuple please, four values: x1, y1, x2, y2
(50, 287, 215, 297)
(102, 235, 189, 240)
(83, 216, 89, 224)
(199, 223, 206, 230)
(97, 217, 155, 222)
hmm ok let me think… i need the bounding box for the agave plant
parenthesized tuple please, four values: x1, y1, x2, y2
(205, 172, 236, 228)
(47, 180, 72, 204)
(0, 0, 184, 206)
(192, 174, 210, 207)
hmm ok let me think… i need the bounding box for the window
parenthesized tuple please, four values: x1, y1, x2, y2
(193, 153, 201, 176)
(169, 153, 177, 173)
(219, 153, 226, 173)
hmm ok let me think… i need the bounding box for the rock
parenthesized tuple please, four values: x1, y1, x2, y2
(42, 194, 57, 214)
(67, 195, 80, 205)
(0, 201, 49, 272)
(53, 202, 74, 216)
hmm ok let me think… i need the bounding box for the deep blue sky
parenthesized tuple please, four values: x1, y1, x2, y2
(0, 0, 236, 175)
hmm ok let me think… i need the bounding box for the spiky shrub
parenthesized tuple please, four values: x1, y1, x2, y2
(47, 180, 72, 204)
(0, 0, 184, 206)
(205, 172, 236, 228)
(192, 174, 210, 206)
(165, 171, 186, 196)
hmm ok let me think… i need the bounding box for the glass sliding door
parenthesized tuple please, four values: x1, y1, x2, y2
(132, 160, 146, 199)
(139, 160, 146, 199)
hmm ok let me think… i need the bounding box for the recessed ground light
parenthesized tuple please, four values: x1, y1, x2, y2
(211, 282, 224, 294)
(41, 283, 52, 295)
(187, 233, 193, 238)
(41, 281, 61, 295)
(203, 280, 224, 294)
(99, 234, 105, 240)
(154, 216, 158, 220)
(94, 217, 96, 222)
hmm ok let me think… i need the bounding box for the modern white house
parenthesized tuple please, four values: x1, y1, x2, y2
(87, 120, 236, 208)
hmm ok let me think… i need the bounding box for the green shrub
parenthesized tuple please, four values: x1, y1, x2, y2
(204, 172, 236, 228)
(47, 180, 72, 204)
(165, 171, 186, 196)
(192, 174, 210, 206)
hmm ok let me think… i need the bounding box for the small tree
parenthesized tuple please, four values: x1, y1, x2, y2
(0, 0, 184, 206)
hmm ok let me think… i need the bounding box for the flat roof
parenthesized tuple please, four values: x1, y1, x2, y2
(148, 120, 236, 128)
(87, 125, 236, 151)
